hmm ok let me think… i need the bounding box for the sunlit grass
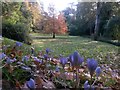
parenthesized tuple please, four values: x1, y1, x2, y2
(2, 34, 119, 89)
(30, 33, 119, 64)
(2, 33, 119, 67)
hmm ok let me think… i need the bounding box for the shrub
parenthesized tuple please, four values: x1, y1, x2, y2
(2, 21, 32, 45)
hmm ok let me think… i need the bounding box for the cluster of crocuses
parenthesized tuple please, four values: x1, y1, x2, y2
(16, 48, 102, 89)
(1, 41, 102, 89)
(59, 51, 102, 89)
(1, 42, 23, 64)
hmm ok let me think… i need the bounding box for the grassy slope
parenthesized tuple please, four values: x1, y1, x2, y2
(2, 37, 32, 55)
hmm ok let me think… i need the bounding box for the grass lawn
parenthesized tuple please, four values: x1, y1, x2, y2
(29, 33, 119, 66)
(2, 33, 120, 89)
(2, 33, 119, 68)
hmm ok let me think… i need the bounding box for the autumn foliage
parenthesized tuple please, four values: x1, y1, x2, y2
(42, 13, 68, 35)
(58, 13, 68, 34)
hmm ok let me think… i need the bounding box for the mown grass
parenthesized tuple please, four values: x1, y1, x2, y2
(2, 33, 119, 67)
(2, 34, 120, 89)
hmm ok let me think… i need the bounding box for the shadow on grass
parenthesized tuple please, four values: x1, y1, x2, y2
(32, 36, 53, 39)
(32, 36, 78, 40)
(80, 35, 120, 46)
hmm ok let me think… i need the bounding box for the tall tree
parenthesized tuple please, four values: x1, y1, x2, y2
(62, 4, 77, 35)
(25, 1, 42, 31)
(76, 2, 96, 36)
(48, 3, 56, 38)
(94, 1, 101, 40)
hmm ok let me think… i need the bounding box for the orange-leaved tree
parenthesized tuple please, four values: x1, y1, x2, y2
(44, 3, 68, 38)
(58, 12, 68, 34)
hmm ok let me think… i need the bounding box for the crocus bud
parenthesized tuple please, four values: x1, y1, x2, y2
(84, 81, 90, 90)
(0, 53, 6, 60)
(84, 81, 95, 90)
(87, 58, 98, 76)
(95, 67, 101, 77)
(71, 51, 84, 67)
(26, 78, 35, 89)
(46, 48, 51, 54)
(60, 57, 68, 68)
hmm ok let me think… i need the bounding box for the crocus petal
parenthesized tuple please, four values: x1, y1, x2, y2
(91, 85, 95, 90)
(6, 58, 11, 64)
(44, 54, 48, 60)
(22, 56, 29, 62)
(55, 66, 60, 72)
(84, 81, 90, 90)
(16, 42, 22, 47)
(87, 58, 98, 75)
(95, 67, 102, 77)
(21, 66, 31, 71)
(72, 51, 83, 67)
(68, 54, 73, 62)
(26, 78, 35, 89)
(34, 58, 42, 63)
(60, 57, 68, 67)
(46, 48, 51, 54)
(78, 56, 84, 65)
(0, 53, 6, 60)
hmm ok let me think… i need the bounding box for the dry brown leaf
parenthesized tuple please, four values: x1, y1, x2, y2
(35, 76, 43, 88)
(15, 80, 21, 88)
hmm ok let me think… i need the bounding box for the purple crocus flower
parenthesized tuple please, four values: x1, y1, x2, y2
(84, 81, 95, 90)
(6, 58, 11, 64)
(60, 57, 68, 68)
(10, 58, 17, 63)
(95, 67, 101, 77)
(46, 48, 51, 54)
(17, 61, 24, 65)
(22, 56, 29, 62)
(71, 51, 84, 67)
(21, 66, 31, 71)
(0, 53, 6, 60)
(55, 66, 60, 72)
(16, 42, 22, 47)
(33, 57, 42, 63)
(68, 54, 73, 62)
(84, 81, 90, 90)
(26, 78, 35, 89)
(6, 57, 17, 64)
(87, 58, 98, 76)
(44, 54, 48, 60)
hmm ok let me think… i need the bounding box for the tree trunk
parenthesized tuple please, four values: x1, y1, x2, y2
(94, 2, 101, 40)
(53, 32, 55, 38)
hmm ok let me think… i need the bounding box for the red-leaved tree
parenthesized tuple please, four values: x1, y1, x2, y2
(42, 4, 68, 38)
